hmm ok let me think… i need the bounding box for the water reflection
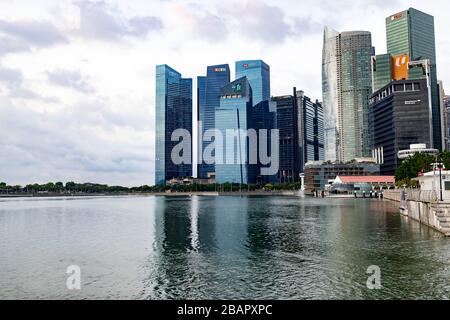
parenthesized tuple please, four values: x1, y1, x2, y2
(0, 196, 449, 300)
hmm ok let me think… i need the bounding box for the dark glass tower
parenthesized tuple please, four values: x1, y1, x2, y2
(273, 89, 325, 184)
(386, 8, 441, 149)
(370, 79, 432, 175)
(197, 65, 230, 179)
(155, 64, 192, 185)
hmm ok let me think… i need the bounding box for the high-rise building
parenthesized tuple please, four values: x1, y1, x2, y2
(273, 89, 324, 183)
(235, 60, 275, 183)
(155, 65, 193, 185)
(235, 60, 270, 106)
(297, 91, 325, 163)
(446, 95, 450, 150)
(273, 92, 301, 183)
(370, 79, 432, 175)
(197, 65, 230, 179)
(322, 27, 373, 162)
(386, 8, 441, 150)
(215, 77, 254, 184)
(438, 81, 447, 151)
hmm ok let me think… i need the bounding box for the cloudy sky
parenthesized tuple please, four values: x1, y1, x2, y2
(0, 0, 449, 186)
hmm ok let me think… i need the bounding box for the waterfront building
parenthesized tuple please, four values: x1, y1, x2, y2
(386, 8, 441, 150)
(155, 65, 193, 185)
(322, 27, 373, 162)
(297, 91, 325, 163)
(215, 77, 255, 184)
(273, 92, 301, 183)
(331, 176, 395, 194)
(370, 79, 432, 175)
(273, 89, 324, 183)
(304, 161, 380, 192)
(235, 60, 276, 183)
(197, 65, 230, 179)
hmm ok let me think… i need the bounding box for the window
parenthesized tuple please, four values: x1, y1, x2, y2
(445, 181, 450, 191)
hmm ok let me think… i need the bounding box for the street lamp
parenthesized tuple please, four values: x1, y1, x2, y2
(438, 154, 444, 202)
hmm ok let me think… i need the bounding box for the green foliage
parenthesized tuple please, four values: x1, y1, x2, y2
(395, 153, 435, 182)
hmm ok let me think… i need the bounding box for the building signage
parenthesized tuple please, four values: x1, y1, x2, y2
(243, 64, 249, 69)
(391, 12, 405, 20)
(392, 54, 409, 81)
(405, 100, 421, 105)
(214, 68, 227, 72)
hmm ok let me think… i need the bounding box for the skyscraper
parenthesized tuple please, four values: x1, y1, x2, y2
(297, 91, 325, 164)
(215, 77, 254, 184)
(386, 8, 441, 150)
(155, 65, 193, 185)
(273, 89, 324, 183)
(235, 60, 270, 106)
(235, 60, 276, 183)
(370, 79, 432, 175)
(197, 65, 230, 179)
(322, 27, 373, 162)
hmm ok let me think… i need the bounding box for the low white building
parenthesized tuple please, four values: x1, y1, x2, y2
(413, 167, 450, 201)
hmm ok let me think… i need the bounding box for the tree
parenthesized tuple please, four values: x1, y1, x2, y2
(395, 153, 434, 183)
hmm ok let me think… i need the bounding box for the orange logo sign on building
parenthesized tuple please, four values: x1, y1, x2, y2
(392, 54, 409, 81)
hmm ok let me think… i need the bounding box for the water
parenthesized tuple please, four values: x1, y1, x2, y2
(0, 196, 449, 300)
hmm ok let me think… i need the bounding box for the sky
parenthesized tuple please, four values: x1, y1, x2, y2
(0, 0, 449, 187)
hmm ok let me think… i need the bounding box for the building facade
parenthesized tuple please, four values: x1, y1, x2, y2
(273, 89, 324, 183)
(370, 79, 432, 175)
(322, 27, 373, 162)
(235, 60, 270, 106)
(197, 64, 230, 179)
(386, 8, 441, 150)
(215, 77, 254, 184)
(304, 162, 380, 192)
(298, 91, 325, 163)
(155, 65, 193, 185)
(235, 60, 275, 183)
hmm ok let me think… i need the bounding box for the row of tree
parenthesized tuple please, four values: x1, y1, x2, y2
(395, 151, 450, 187)
(0, 181, 303, 195)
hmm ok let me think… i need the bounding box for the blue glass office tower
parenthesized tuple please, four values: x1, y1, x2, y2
(235, 60, 270, 105)
(235, 60, 275, 183)
(197, 65, 230, 179)
(155, 65, 193, 185)
(215, 77, 254, 184)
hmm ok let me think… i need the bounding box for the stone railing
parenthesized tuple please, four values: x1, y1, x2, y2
(406, 190, 439, 203)
(383, 190, 402, 202)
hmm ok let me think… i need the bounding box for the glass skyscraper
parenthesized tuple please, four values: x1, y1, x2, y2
(235, 60, 275, 183)
(273, 89, 324, 183)
(386, 8, 441, 150)
(197, 65, 230, 179)
(235, 60, 270, 106)
(322, 27, 373, 162)
(215, 77, 254, 184)
(155, 65, 193, 185)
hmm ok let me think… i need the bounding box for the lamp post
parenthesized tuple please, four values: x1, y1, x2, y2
(438, 155, 443, 202)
